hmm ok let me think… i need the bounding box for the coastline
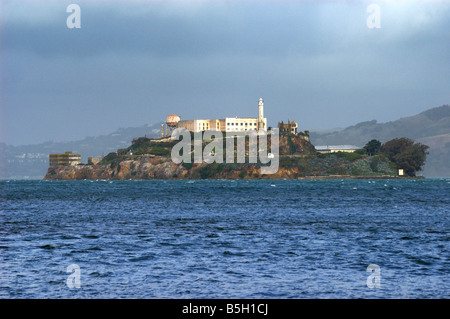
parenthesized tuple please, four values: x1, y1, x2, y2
(43, 134, 424, 181)
(295, 175, 424, 180)
(43, 163, 421, 181)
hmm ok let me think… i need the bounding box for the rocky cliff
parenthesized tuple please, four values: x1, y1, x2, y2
(44, 152, 400, 181)
(44, 132, 320, 180)
(44, 155, 400, 180)
(45, 156, 185, 180)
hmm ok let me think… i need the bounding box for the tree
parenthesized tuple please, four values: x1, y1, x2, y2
(363, 139, 382, 156)
(381, 138, 429, 176)
(381, 137, 414, 156)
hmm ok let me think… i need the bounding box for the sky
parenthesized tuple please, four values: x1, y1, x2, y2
(1, 0, 449, 145)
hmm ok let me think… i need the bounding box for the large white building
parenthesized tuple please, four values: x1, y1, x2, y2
(315, 145, 359, 153)
(175, 98, 267, 133)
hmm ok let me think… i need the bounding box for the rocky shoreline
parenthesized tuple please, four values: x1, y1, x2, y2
(44, 155, 415, 180)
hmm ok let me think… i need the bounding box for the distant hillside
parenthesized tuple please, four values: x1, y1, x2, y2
(310, 105, 450, 177)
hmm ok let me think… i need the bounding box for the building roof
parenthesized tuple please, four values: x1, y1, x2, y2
(315, 145, 359, 151)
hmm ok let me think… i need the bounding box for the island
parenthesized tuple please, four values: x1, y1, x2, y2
(44, 133, 429, 180)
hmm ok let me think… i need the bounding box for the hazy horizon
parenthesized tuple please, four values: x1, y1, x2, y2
(2, 104, 446, 147)
(1, 0, 449, 146)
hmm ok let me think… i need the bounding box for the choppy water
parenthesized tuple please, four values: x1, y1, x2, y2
(0, 178, 448, 298)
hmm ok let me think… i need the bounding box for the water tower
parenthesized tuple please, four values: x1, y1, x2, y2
(163, 114, 180, 137)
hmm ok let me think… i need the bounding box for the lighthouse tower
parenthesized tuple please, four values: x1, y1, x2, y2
(258, 97, 266, 131)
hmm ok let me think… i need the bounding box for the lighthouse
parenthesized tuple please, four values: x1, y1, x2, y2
(258, 97, 265, 131)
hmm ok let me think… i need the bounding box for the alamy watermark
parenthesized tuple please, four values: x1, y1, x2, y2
(66, 4, 81, 29)
(366, 4, 381, 29)
(170, 128, 279, 175)
(66, 264, 81, 288)
(366, 264, 381, 288)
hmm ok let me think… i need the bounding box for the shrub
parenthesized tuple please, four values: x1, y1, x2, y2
(102, 152, 118, 164)
(370, 156, 380, 172)
(216, 163, 224, 173)
(328, 167, 348, 175)
(288, 136, 296, 154)
(334, 152, 362, 161)
(182, 163, 193, 170)
(199, 165, 215, 179)
(149, 147, 171, 156)
(363, 139, 382, 156)
(381, 138, 429, 176)
(316, 152, 326, 159)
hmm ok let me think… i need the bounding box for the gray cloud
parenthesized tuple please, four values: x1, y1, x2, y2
(1, 0, 449, 145)
(3, 2, 331, 59)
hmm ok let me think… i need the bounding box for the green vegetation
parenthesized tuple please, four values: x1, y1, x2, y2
(118, 137, 174, 157)
(287, 135, 296, 154)
(198, 164, 218, 179)
(102, 152, 118, 163)
(94, 134, 427, 179)
(309, 104, 448, 177)
(329, 167, 348, 175)
(277, 151, 396, 177)
(332, 151, 363, 161)
(370, 156, 380, 172)
(381, 137, 429, 176)
(182, 162, 193, 170)
(363, 139, 382, 156)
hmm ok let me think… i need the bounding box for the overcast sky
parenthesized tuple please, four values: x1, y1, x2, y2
(1, 0, 449, 145)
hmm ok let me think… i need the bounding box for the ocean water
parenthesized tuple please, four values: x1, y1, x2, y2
(0, 178, 448, 299)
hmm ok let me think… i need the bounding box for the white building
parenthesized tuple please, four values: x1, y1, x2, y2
(176, 98, 267, 133)
(315, 145, 359, 153)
